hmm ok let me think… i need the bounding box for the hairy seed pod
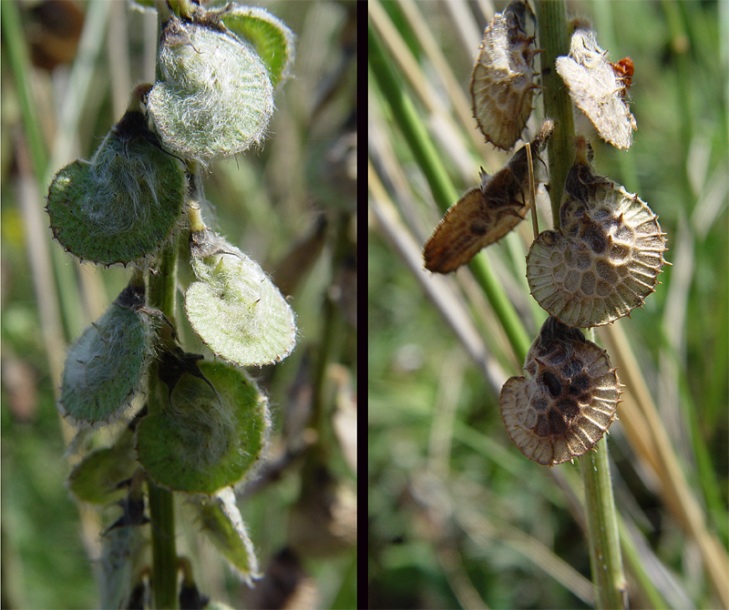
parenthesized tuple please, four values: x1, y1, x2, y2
(555, 22, 636, 149)
(136, 359, 270, 494)
(470, 0, 538, 150)
(184, 230, 297, 366)
(195, 487, 260, 585)
(47, 86, 185, 265)
(424, 120, 553, 273)
(500, 317, 620, 466)
(147, 15, 274, 164)
(526, 139, 667, 327)
(60, 282, 153, 425)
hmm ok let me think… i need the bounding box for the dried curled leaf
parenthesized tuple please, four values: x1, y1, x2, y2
(555, 23, 636, 149)
(527, 139, 667, 327)
(500, 317, 620, 466)
(423, 120, 553, 273)
(470, 0, 538, 150)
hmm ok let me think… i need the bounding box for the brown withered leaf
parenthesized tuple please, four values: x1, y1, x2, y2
(423, 119, 553, 274)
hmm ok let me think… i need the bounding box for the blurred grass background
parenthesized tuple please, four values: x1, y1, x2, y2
(1, 0, 356, 608)
(369, 0, 727, 608)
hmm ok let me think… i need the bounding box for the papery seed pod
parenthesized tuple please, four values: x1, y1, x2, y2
(47, 85, 186, 265)
(470, 0, 538, 150)
(526, 139, 667, 327)
(147, 14, 274, 164)
(424, 119, 553, 273)
(555, 22, 636, 149)
(500, 317, 620, 466)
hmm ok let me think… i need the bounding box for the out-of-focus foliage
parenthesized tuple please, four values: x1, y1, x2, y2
(2, 1, 356, 608)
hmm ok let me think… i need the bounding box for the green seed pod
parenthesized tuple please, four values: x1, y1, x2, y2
(60, 282, 154, 426)
(46, 87, 186, 265)
(184, 230, 297, 366)
(68, 428, 137, 504)
(147, 15, 274, 163)
(136, 359, 270, 494)
(195, 487, 260, 584)
(98, 519, 147, 610)
(500, 317, 621, 466)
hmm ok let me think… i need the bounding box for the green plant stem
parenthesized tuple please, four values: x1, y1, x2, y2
(369, 22, 531, 361)
(538, 3, 626, 607)
(580, 439, 627, 609)
(146, 239, 180, 610)
(536, 0, 575, 227)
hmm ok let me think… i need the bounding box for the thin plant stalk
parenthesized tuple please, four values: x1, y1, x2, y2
(146, 237, 181, 610)
(369, 22, 532, 359)
(536, 0, 575, 225)
(537, 2, 627, 606)
(143, 11, 183, 605)
(580, 440, 628, 608)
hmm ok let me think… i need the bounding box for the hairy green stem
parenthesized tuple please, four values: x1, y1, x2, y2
(147, 239, 180, 609)
(538, 3, 626, 606)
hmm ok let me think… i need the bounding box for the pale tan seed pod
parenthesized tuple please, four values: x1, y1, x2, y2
(470, 0, 538, 150)
(526, 139, 667, 327)
(500, 317, 620, 466)
(555, 21, 636, 150)
(424, 120, 553, 273)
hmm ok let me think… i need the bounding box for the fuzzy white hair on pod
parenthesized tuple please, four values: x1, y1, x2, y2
(46, 106, 186, 266)
(185, 230, 297, 366)
(166, 371, 237, 470)
(60, 284, 153, 426)
(148, 17, 274, 164)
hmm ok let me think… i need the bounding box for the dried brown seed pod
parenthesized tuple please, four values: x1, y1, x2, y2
(470, 0, 538, 151)
(423, 120, 553, 274)
(526, 139, 666, 327)
(500, 317, 620, 466)
(555, 23, 636, 150)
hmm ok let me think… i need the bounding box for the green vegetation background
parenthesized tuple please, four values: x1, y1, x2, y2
(1, 1, 356, 608)
(369, 0, 727, 608)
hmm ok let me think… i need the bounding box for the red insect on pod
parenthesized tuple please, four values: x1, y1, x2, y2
(611, 57, 634, 97)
